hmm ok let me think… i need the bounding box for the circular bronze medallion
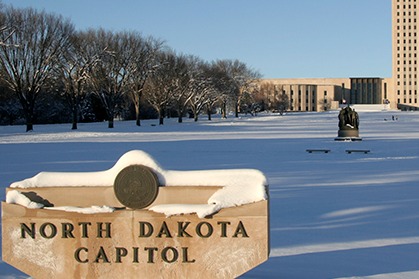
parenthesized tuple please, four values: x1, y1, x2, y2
(114, 165, 159, 209)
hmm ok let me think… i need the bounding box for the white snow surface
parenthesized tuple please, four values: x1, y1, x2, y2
(5, 190, 44, 209)
(8, 150, 268, 217)
(9, 150, 164, 188)
(149, 203, 222, 218)
(45, 205, 115, 214)
(1, 111, 419, 278)
(5, 190, 115, 214)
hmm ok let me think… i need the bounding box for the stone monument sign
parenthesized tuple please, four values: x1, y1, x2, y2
(2, 150, 269, 278)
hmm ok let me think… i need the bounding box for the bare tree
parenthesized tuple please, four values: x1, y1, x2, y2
(172, 55, 220, 123)
(0, 26, 19, 48)
(128, 35, 164, 126)
(204, 89, 220, 121)
(0, 7, 74, 131)
(248, 85, 267, 114)
(145, 51, 179, 125)
(257, 82, 289, 114)
(58, 31, 102, 129)
(214, 59, 261, 118)
(0, 5, 19, 48)
(258, 82, 275, 110)
(277, 92, 290, 115)
(188, 79, 210, 122)
(169, 54, 192, 123)
(88, 29, 134, 128)
(0, 85, 22, 125)
(189, 61, 224, 121)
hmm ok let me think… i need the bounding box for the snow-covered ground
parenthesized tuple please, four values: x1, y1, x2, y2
(1, 110, 419, 278)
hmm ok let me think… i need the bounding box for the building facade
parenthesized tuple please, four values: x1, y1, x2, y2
(350, 78, 389, 105)
(261, 78, 392, 112)
(392, 0, 419, 109)
(261, 78, 350, 112)
(260, 1, 419, 112)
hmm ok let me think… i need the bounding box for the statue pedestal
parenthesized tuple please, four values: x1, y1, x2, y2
(335, 129, 362, 141)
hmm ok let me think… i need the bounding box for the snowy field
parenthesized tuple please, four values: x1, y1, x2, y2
(1, 110, 419, 278)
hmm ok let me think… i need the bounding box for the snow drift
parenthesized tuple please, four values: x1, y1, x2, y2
(8, 150, 268, 217)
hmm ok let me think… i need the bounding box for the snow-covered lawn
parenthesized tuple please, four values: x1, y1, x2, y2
(1, 110, 419, 278)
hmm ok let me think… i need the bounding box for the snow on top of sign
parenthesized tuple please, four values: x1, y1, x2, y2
(6, 190, 114, 214)
(8, 150, 268, 217)
(45, 205, 115, 214)
(10, 150, 165, 188)
(149, 204, 222, 218)
(6, 190, 44, 209)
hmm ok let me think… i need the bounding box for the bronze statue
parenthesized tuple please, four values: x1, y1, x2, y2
(338, 106, 359, 130)
(336, 106, 361, 140)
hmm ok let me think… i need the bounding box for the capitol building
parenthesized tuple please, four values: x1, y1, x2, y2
(261, 0, 417, 112)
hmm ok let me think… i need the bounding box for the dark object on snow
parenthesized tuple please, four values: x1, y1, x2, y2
(336, 106, 362, 141)
(346, 149, 370, 154)
(306, 149, 331, 153)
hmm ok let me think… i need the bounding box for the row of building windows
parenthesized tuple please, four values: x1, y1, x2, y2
(397, 73, 418, 77)
(396, 32, 418, 37)
(396, 24, 417, 30)
(397, 90, 419, 95)
(270, 87, 332, 111)
(290, 98, 316, 104)
(396, 46, 418, 51)
(289, 90, 316, 96)
(396, 0, 417, 3)
(398, 98, 418, 104)
(289, 90, 329, 96)
(396, 60, 418, 65)
(397, 80, 418, 85)
(396, 67, 418, 72)
(289, 106, 317, 112)
(396, 40, 418, 45)
(396, 11, 417, 16)
(395, 0, 418, 108)
(397, 53, 417, 58)
(396, 4, 417, 8)
(396, 18, 417, 23)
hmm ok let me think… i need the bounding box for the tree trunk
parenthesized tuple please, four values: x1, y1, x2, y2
(132, 92, 142, 126)
(24, 104, 35, 132)
(235, 102, 239, 118)
(71, 107, 78, 130)
(159, 107, 164, 125)
(177, 106, 183, 123)
(207, 107, 212, 121)
(135, 104, 141, 126)
(221, 102, 227, 119)
(26, 122, 33, 132)
(108, 119, 114, 128)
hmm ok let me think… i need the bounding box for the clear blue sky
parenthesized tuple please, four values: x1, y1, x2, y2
(3, 0, 392, 79)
